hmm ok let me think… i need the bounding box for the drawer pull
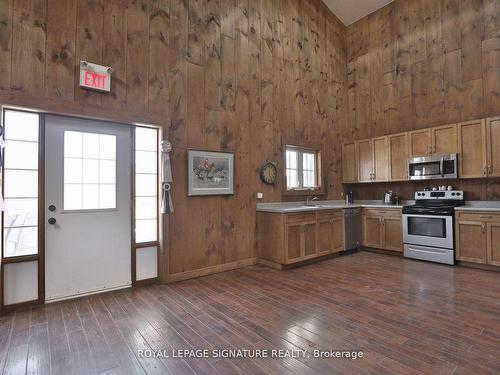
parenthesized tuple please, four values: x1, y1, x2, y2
(480, 215, 493, 219)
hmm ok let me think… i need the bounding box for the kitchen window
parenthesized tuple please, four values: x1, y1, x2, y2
(284, 145, 322, 192)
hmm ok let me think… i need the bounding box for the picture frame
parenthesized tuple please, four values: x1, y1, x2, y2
(187, 150, 234, 196)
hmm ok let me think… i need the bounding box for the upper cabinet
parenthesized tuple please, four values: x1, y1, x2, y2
(388, 133, 409, 181)
(458, 119, 487, 178)
(355, 137, 388, 183)
(342, 142, 357, 183)
(486, 117, 500, 178)
(409, 129, 432, 157)
(372, 137, 389, 182)
(342, 117, 497, 184)
(432, 124, 458, 155)
(356, 139, 373, 182)
(409, 124, 458, 157)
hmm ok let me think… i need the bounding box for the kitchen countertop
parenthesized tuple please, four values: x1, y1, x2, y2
(256, 200, 408, 213)
(455, 201, 500, 212)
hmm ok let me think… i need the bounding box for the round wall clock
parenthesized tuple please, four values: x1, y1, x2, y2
(259, 162, 278, 185)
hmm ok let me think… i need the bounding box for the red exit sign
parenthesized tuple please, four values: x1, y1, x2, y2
(79, 61, 112, 93)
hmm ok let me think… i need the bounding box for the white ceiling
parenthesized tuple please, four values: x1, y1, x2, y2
(323, 0, 395, 26)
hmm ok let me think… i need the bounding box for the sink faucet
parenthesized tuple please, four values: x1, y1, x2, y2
(306, 196, 319, 206)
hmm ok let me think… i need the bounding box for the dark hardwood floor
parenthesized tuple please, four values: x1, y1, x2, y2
(1, 251, 499, 375)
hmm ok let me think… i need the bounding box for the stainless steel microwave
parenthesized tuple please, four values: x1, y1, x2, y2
(408, 154, 457, 180)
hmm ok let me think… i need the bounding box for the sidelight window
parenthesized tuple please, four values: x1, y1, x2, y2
(134, 127, 158, 244)
(2, 110, 40, 257)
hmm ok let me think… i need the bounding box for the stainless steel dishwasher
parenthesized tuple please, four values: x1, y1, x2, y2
(343, 208, 361, 250)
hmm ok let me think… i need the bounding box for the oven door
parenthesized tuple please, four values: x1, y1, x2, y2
(402, 214, 454, 249)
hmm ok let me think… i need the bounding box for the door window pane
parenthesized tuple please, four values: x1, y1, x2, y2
(63, 131, 116, 210)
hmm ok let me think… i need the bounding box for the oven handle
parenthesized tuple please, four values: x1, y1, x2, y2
(403, 214, 453, 220)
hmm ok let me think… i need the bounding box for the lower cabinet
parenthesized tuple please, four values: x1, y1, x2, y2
(258, 210, 345, 267)
(456, 211, 500, 266)
(363, 209, 402, 252)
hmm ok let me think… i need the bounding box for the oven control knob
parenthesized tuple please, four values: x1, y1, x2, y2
(457, 192, 461, 195)
(451, 192, 455, 196)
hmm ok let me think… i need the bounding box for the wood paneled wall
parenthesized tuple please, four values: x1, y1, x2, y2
(344, 0, 500, 201)
(345, 0, 499, 140)
(0, 0, 347, 277)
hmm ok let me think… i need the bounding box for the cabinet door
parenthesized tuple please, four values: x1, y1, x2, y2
(458, 119, 487, 178)
(304, 222, 317, 257)
(342, 142, 357, 183)
(331, 216, 344, 253)
(432, 124, 457, 155)
(357, 139, 373, 182)
(388, 133, 409, 181)
(363, 215, 383, 248)
(286, 224, 303, 262)
(486, 117, 500, 177)
(487, 223, 500, 266)
(383, 216, 402, 252)
(373, 136, 388, 181)
(456, 221, 487, 263)
(317, 219, 332, 255)
(409, 129, 432, 157)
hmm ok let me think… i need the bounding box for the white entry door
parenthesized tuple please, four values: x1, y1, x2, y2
(44, 115, 131, 302)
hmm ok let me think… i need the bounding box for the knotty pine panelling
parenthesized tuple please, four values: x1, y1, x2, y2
(0, 0, 347, 277)
(345, 0, 500, 140)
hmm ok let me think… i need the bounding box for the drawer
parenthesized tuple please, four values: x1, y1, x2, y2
(316, 210, 343, 220)
(456, 211, 500, 222)
(286, 213, 316, 224)
(363, 208, 402, 217)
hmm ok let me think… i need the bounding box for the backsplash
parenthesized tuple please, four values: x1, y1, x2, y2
(344, 178, 500, 202)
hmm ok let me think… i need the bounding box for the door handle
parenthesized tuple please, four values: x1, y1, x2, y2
(48, 205, 56, 212)
(48, 218, 56, 225)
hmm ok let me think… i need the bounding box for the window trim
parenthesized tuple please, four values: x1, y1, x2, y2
(282, 142, 325, 196)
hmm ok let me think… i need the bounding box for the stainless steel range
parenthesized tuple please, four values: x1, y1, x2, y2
(402, 190, 464, 265)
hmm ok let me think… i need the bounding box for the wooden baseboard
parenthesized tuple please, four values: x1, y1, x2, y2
(256, 258, 284, 270)
(457, 261, 500, 273)
(165, 258, 257, 283)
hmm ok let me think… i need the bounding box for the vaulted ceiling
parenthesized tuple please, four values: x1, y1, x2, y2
(322, 0, 395, 25)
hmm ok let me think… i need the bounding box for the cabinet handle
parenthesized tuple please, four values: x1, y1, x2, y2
(484, 166, 487, 175)
(488, 165, 492, 174)
(481, 224, 486, 234)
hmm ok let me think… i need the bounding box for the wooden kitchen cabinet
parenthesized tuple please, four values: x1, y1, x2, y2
(383, 216, 403, 252)
(409, 129, 432, 157)
(363, 208, 402, 252)
(363, 215, 383, 248)
(388, 132, 409, 181)
(317, 211, 343, 255)
(258, 210, 345, 269)
(373, 136, 388, 182)
(342, 142, 357, 183)
(458, 119, 487, 178)
(487, 222, 500, 267)
(432, 124, 457, 155)
(486, 116, 500, 178)
(356, 137, 388, 182)
(357, 139, 373, 182)
(456, 211, 500, 265)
